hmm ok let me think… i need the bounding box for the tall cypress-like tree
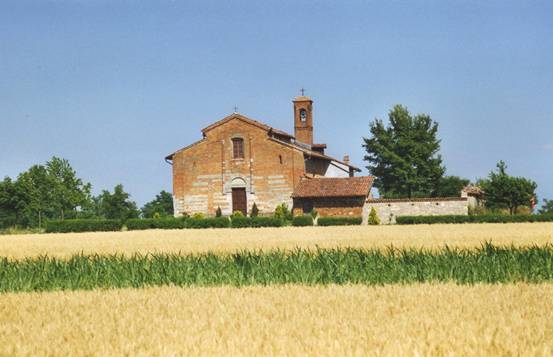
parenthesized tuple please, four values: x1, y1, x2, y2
(363, 105, 445, 198)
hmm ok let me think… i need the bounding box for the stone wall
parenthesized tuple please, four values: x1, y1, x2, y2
(363, 197, 469, 224)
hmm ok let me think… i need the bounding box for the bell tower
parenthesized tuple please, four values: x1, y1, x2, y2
(293, 92, 313, 145)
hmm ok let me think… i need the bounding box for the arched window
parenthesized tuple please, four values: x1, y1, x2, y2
(299, 109, 307, 122)
(232, 138, 244, 159)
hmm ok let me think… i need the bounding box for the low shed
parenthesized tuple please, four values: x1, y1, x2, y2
(292, 176, 374, 217)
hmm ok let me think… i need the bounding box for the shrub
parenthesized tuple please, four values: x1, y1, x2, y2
(230, 216, 251, 228)
(292, 215, 313, 227)
(395, 214, 553, 225)
(274, 203, 292, 221)
(192, 213, 205, 220)
(368, 207, 380, 225)
(251, 216, 284, 227)
(231, 211, 244, 218)
(317, 216, 362, 226)
(126, 218, 186, 231)
(185, 217, 230, 229)
(215, 207, 222, 217)
(45, 219, 122, 233)
(251, 203, 259, 217)
(310, 209, 319, 220)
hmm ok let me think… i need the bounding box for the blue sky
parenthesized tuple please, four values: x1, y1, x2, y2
(1, 0, 552, 206)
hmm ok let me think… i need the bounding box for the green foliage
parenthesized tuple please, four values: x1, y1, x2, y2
(292, 215, 313, 226)
(125, 217, 187, 231)
(3, 244, 553, 292)
(0, 177, 20, 229)
(479, 161, 538, 215)
(250, 216, 284, 227)
(231, 211, 244, 218)
(539, 199, 553, 215)
(317, 216, 362, 226)
(274, 203, 292, 220)
(363, 105, 445, 198)
(185, 217, 230, 229)
(45, 157, 93, 221)
(250, 203, 259, 217)
(215, 206, 222, 217)
(368, 207, 380, 225)
(230, 216, 250, 228)
(192, 212, 205, 220)
(310, 209, 318, 220)
(396, 214, 553, 225)
(230, 216, 284, 228)
(94, 184, 140, 221)
(141, 190, 174, 218)
(44, 219, 122, 233)
(434, 176, 470, 197)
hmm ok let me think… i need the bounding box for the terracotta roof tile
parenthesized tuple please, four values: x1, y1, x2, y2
(292, 176, 374, 198)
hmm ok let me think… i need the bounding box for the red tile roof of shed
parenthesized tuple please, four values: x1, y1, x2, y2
(292, 176, 374, 198)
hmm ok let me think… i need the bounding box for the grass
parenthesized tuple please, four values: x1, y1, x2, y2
(1, 283, 552, 355)
(1, 223, 553, 260)
(2, 244, 553, 292)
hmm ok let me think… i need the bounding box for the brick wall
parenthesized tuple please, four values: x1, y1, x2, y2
(293, 197, 365, 217)
(363, 197, 469, 224)
(172, 118, 305, 216)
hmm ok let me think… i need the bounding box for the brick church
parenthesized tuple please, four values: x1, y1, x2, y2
(165, 95, 374, 217)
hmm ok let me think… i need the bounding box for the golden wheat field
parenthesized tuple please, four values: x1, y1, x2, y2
(1, 223, 553, 260)
(0, 283, 552, 356)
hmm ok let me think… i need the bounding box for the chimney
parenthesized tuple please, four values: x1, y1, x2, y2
(343, 155, 350, 165)
(293, 95, 313, 145)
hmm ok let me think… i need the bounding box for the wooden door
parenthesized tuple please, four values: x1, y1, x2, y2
(232, 188, 247, 215)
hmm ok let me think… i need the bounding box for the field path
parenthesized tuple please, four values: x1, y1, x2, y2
(1, 223, 553, 259)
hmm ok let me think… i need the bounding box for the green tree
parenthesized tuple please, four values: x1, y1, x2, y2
(434, 176, 470, 197)
(16, 165, 53, 228)
(363, 105, 445, 198)
(95, 184, 139, 221)
(141, 190, 174, 218)
(46, 157, 92, 220)
(0, 177, 20, 228)
(539, 199, 553, 215)
(479, 161, 537, 215)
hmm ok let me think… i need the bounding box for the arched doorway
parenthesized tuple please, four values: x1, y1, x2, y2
(231, 177, 247, 215)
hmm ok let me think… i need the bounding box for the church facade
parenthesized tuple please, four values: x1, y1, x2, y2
(165, 95, 371, 217)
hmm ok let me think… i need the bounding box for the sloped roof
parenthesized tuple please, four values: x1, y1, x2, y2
(292, 176, 374, 198)
(166, 113, 360, 172)
(201, 113, 294, 139)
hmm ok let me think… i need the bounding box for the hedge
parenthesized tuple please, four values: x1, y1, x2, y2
(292, 215, 313, 227)
(45, 219, 122, 233)
(185, 217, 230, 229)
(251, 216, 284, 228)
(396, 214, 553, 225)
(317, 216, 362, 226)
(126, 218, 187, 231)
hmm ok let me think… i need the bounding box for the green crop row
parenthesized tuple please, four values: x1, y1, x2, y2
(2, 244, 553, 293)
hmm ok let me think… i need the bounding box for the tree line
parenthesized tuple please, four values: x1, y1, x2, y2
(363, 105, 549, 215)
(0, 157, 173, 229)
